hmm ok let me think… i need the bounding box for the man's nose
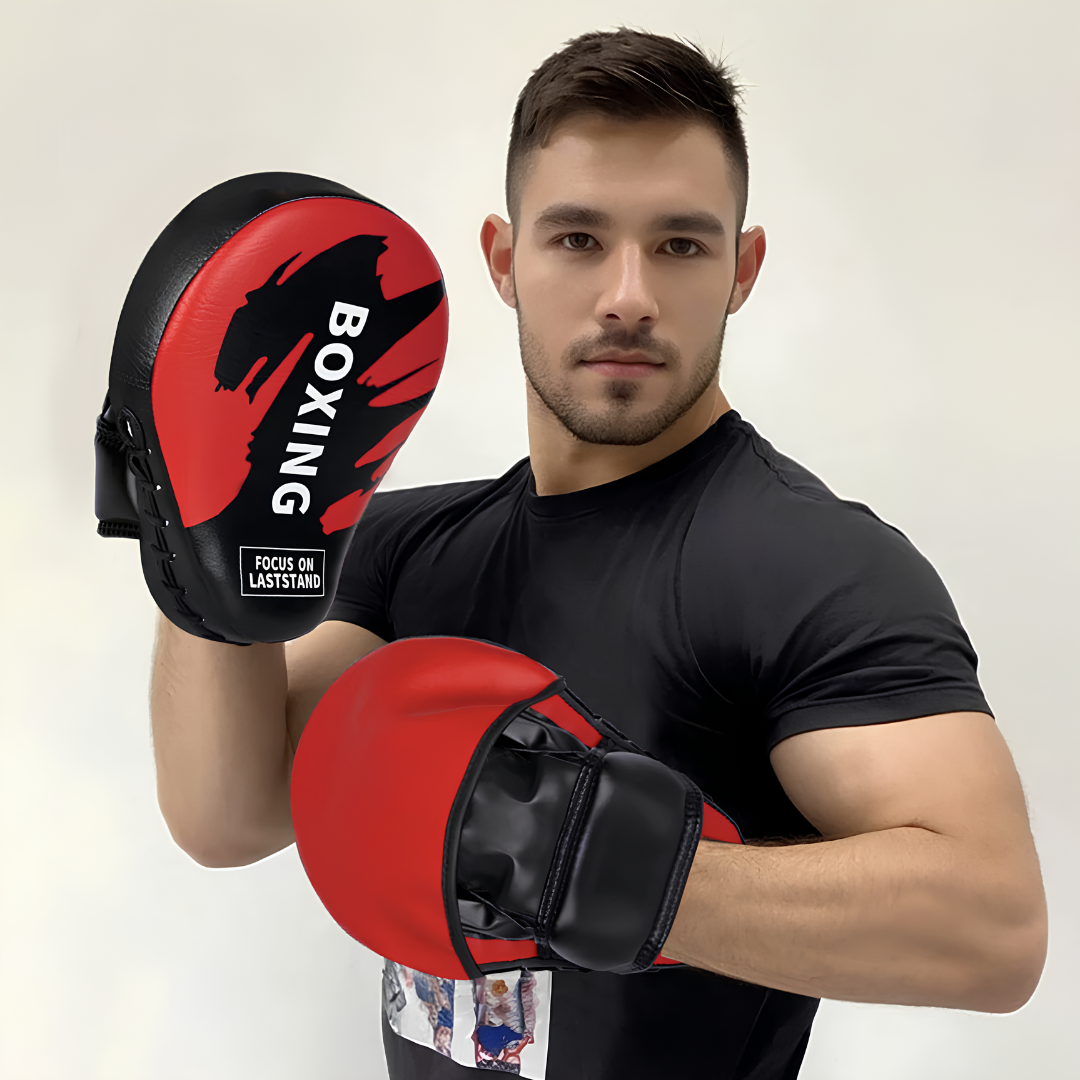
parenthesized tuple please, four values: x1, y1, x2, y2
(595, 243, 658, 328)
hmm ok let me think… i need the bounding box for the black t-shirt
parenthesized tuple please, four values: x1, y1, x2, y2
(328, 410, 990, 1080)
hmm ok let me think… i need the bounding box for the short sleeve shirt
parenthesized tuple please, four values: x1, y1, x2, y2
(328, 411, 990, 1079)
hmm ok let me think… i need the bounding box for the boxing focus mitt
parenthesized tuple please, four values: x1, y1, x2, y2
(291, 637, 741, 979)
(95, 172, 447, 643)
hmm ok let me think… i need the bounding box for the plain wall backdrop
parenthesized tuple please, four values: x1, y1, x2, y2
(1, 1, 1077, 1077)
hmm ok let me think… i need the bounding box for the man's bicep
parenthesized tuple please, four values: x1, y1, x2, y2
(769, 712, 1030, 843)
(285, 620, 387, 748)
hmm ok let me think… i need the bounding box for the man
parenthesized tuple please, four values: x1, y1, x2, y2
(151, 28, 1046, 1079)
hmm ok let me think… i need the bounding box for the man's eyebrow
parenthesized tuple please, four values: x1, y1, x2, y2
(653, 212, 726, 236)
(531, 204, 727, 236)
(532, 203, 615, 230)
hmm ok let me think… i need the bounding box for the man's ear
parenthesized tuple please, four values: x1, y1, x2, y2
(480, 214, 517, 309)
(728, 225, 766, 315)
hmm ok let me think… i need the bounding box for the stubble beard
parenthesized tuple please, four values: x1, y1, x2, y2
(518, 312, 726, 447)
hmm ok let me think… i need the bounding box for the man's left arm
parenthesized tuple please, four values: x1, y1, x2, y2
(662, 711, 1047, 1012)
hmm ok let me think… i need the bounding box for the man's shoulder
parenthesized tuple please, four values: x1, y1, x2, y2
(367, 477, 495, 521)
(329, 464, 529, 635)
(711, 416, 900, 539)
(357, 461, 529, 544)
(690, 416, 931, 607)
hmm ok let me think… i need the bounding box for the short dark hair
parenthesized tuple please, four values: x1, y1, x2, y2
(507, 29, 748, 229)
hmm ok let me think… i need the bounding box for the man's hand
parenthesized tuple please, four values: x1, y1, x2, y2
(662, 712, 1046, 1012)
(151, 617, 384, 867)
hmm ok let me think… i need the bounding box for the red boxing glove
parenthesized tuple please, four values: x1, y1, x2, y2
(291, 637, 741, 979)
(95, 172, 447, 643)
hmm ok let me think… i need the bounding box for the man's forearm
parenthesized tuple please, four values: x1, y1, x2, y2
(663, 827, 1046, 1012)
(151, 615, 295, 866)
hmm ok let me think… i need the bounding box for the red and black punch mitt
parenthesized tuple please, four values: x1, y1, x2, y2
(291, 637, 742, 979)
(94, 173, 447, 644)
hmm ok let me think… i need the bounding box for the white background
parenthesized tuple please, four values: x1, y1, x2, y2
(1, 2, 1077, 1077)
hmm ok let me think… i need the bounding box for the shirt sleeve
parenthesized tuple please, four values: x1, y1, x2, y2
(325, 489, 410, 640)
(681, 434, 992, 749)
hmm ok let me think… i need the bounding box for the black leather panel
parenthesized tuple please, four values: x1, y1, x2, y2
(456, 713, 585, 938)
(504, 709, 587, 752)
(94, 407, 139, 529)
(110, 172, 365, 393)
(550, 752, 689, 972)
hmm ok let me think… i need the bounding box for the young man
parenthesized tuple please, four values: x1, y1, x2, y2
(151, 29, 1046, 1080)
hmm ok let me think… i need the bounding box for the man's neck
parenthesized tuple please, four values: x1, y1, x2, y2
(526, 383, 731, 496)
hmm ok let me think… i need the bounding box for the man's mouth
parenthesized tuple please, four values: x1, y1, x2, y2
(579, 350, 665, 379)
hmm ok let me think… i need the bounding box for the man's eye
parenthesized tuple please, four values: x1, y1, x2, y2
(561, 233, 596, 251)
(663, 237, 701, 257)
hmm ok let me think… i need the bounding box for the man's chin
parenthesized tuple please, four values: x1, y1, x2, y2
(525, 357, 720, 447)
(557, 405, 683, 447)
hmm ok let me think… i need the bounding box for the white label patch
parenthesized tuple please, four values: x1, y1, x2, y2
(382, 960, 551, 1078)
(239, 546, 325, 597)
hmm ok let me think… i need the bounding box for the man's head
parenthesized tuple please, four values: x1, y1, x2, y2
(506, 29, 749, 233)
(482, 29, 765, 451)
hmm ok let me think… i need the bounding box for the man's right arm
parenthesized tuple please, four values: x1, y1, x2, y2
(151, 614, 385, 868)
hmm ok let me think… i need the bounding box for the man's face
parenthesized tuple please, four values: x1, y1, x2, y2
(509, 115, 743, 446)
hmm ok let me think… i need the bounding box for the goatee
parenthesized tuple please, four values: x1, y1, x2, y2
(518, 316, 725, 446)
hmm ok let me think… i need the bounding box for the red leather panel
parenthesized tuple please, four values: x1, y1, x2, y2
(701, 802, 742, 845)
(292, 637, 558, 979)
(466, 938, 539, 965)
(360, 299, 448, 393)
(152, 198, 443, 528)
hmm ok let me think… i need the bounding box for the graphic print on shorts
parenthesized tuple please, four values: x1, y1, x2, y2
(383, 960, 551, 1078)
